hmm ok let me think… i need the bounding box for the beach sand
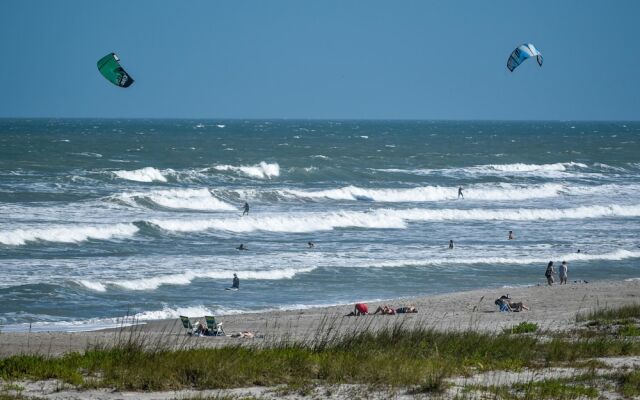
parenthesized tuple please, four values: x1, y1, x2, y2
(2, 279, 639, 358)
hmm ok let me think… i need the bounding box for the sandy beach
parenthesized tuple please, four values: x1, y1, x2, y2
(2, 279, 638, 358)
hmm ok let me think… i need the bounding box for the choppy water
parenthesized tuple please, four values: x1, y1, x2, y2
(1, 119, 639, 332)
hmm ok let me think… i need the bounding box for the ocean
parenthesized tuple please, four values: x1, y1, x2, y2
(1, 119, 639, 332)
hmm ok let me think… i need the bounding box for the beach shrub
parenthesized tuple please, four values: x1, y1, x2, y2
(576, 303, 640, 323)
(503, 321, 538, 334)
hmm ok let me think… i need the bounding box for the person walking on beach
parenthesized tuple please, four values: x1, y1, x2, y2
(242, 202, 250, 216)
(458, 186, 464, 199)
(545, 261, 555, 286)
(449, 240, 454, 249)
(559, 261, 568, 285)
(508, 230, 515, 240)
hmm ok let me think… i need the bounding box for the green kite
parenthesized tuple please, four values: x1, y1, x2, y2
(97, 53, 134, 88)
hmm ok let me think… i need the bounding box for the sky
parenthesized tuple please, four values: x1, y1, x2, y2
(1, 1, 639, 120)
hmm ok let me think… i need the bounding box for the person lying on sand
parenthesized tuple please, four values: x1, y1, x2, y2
(395, 306, 418, 313)
(372, 305, 396, 315)
(231, 331, 255, 338)
(346, 303, 369, 316)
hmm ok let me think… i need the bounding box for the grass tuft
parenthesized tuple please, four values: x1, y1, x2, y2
(503, 321, 538, 335)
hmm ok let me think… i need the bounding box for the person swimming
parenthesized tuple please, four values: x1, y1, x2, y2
(458, 186, 464, 199)
(232, 273, 240, 289)
(449, 240, 454, 249)
(237, 244, 247, 251)
(242, 202, 250, 216)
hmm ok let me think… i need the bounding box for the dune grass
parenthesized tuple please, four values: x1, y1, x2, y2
(1, 320, 640, 393)
(576, 303, 640, 323)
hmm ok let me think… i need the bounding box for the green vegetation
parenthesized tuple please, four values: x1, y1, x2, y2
(463, 376, 599, 400)
(576, 303, 640, 323)
(503, 321, 538, 335)
(1, 322, 640, 393)
(618, 370, 640, 397)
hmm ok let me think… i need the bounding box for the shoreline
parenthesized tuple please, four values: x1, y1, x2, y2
(1, 279, 639, 357)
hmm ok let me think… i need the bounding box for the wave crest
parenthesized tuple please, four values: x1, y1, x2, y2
(212, 162, 280, 179)
(0, 223, 139, 246)
(113, 167, 169, 183)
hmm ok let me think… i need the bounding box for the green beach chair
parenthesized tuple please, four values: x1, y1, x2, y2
(179, 315, 194, 335)
(205, 315, 225, 336)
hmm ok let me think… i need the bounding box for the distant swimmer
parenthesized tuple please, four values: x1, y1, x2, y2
(242, 202, 250, 216)
(508, 230, 515, 240)
(577, 249, 581, 253)
(449, 240, 454, 249)
(237, 244, 247, 251)
(232, 273, 240, 289)
(458, 186, 464, 199)
(308, 241, 315, 248)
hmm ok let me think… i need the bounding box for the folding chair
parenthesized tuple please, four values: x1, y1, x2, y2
(179, 315, 195, 335)
(205, 315, 225, 336)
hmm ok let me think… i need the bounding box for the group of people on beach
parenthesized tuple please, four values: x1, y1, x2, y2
(545, 260, 569, 285)
(346, 303, 418, 316)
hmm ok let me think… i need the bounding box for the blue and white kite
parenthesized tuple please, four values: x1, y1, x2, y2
(507, 43, 543, 72)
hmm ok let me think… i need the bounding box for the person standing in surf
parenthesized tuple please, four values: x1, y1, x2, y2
(232, 273, 240, 289)
(242, 202, 250, 216)
(458, 186, 464, 199)
(508, 230, 515, 240)
(449, 240, 454, 249)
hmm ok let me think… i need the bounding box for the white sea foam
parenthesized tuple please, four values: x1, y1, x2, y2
(372, 249, 640, 268)
(76, 280, 107, 292)
(212, 162, 280, 179)
(114, 188, 235, 211)
(148, 204, 640, 234)
(0, 223, 139, 246)
(80, 267, 315, 292)
(113, 167, 168, 183)
(281, 183, 564, 202)
(374, 162, 590, 178)
(150, 211, 406, 234)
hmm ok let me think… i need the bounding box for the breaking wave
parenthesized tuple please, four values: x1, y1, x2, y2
(112, 188, 235, 211)
(280, 183, 564, 202)
(212, 162, 280, 179)
(75, 267, 316, 291)
(0, 223, 139, 246)
(113, 167, 169, 183)
(374, 162, 591, 178)
(147, 204, 640, 234)
(372, 249, 640, 268)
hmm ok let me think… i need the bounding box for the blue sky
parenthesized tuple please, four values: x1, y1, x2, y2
(1, 1, 639, 120)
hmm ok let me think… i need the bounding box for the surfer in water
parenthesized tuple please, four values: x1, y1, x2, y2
(232, 273, 240, 289)
(242, 202, 250, 216)
(458, 186, 464, 199)
(308, 241, 315, 248)
(237, 244, 247, 251)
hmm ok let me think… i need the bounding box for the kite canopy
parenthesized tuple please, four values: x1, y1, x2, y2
(97, 53, 134, 88)
(507, 44, 543, 72)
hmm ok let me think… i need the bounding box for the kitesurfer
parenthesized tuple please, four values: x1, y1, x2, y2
(458, 186, 464, 199)
(449, 240, 454, 249)
(508, 231, 515, 240)
(242, 202, 250, 216)
(237, 244, 247, 251)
